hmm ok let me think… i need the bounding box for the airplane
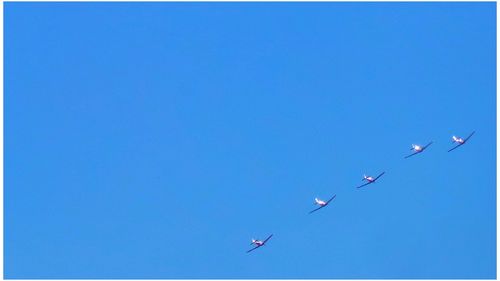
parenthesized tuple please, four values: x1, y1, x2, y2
(246, 234, 273, 253)
(448, 131, 475, 152)
(404, 142, 433, 159)
(356, 172, 385, 188)
(309, 194, 336, 214)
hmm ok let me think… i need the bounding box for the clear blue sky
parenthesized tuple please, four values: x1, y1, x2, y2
(5, 2, 496, 279)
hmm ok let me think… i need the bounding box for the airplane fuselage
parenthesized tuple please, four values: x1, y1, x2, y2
(412, 145, 423, 152)
(315, 198, 327, 206)
(252, 241, 264, 246)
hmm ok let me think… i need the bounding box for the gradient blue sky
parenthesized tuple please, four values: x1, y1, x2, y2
(5, 2, 496, 279)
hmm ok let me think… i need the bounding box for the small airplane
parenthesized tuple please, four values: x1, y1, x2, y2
(356, 172, 385, 188)
(448, 131, 475, 152)
(309, 194, 336, 214)
(246, 234, 273, 253)
(404, 142, 433, 159)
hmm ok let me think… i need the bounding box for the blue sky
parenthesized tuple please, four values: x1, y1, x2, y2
(5, 2, 496, 279)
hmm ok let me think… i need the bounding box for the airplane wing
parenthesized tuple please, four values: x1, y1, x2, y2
(423, 142, 433, 149)
(309, 205, 325, 214)
(404, 151, 421, 159)
(246, 245, 261, 253)
(326, 194, 337, 204)
(374, 172, 385, 181)
(356, 181, 372, 188)
(263, 234, 273, 244)
(464, 131, 475, 142)
(447, 143, 463, 152)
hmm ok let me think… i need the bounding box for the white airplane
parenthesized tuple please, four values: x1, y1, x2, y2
(246, 234, 273, 253)
(356, 172, 385, 188)
(448, 131, 475, 152)
(405, 142, 433, 159)
(309, 194, 336, 214)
